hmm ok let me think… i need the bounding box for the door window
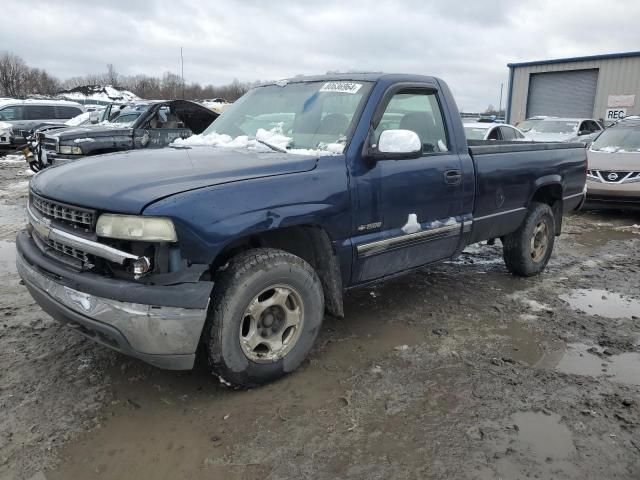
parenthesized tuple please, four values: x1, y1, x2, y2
(24, 105, 56, 120)
(56, 106, 83, 119)
(0, 106, 23, 121)
(374, 90, 449, 153)
(499, 126, 516, 140)
(487, 127, 501, 140)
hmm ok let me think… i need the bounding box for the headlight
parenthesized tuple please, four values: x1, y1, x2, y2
(58, 145, 82, 155)
(96, 214, 177, 242)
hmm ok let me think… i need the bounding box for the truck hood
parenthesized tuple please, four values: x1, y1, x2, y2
(30, 146, 320, 213)
(46, 125, 133, 141)
(587, 149, 640, 170)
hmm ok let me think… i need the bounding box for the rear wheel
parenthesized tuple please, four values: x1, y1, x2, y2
(205, 248, 324, 388)
(502, 202, 556, 277)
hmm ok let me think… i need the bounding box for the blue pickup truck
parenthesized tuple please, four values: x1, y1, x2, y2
(16, 74, 587, 387)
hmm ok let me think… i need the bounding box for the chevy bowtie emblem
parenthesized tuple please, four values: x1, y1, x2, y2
(607, 172, 619, 181)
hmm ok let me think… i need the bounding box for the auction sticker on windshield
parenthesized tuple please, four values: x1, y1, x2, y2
(319, 82, 363, 94)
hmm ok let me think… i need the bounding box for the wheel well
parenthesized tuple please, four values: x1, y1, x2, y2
(212, 226, 344, 318)
(531, 184, 563, 235)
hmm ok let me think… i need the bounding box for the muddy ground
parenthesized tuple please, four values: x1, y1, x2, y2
(1, 155, 640, 480)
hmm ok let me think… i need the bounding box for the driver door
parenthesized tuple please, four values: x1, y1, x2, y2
(351, 87, 465, 282)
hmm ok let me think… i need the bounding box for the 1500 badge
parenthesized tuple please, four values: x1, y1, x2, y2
(357, 222, 382, 232)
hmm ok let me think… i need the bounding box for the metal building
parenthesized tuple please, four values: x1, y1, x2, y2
(506, 51, 640, 125)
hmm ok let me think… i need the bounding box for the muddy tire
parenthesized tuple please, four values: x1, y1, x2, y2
(502, 202, 555, 277)
(205, 248, 324, 388)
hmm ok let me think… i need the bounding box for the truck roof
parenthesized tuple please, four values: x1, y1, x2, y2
(266, 73, 440, 85)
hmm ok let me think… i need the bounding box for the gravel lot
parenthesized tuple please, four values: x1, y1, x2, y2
(1, 155, 639, 480)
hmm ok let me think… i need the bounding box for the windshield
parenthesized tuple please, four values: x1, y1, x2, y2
(590, 127, 640, 153)
(530, 120, 578, 134)
(463, 126, 488, 140)
(517, 120, 540, 132)
(65, 112, 91, 126)
(107, 111, 142, 127)
(188, 80, 373, 154)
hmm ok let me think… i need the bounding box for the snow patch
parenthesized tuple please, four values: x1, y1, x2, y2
(0, 155, 24, 164)
(401, 213, 421, 234)
(59, 84, 139, 103)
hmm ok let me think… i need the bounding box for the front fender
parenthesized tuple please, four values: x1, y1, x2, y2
(142, 158, 351, 265)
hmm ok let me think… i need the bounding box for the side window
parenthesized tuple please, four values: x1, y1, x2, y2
(25, 105, 56, 120)
(487, 127, 501, 141)
(374, 90, 449, 153)
(0, 106, 23, 121)
(514, 128, 525, 139)
(56, 106, 83, 119)
(587, 120, 601, 132)
(499, 126, 516, 140)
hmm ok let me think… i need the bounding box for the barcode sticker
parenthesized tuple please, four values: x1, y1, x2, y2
(319, 82, 363, 94)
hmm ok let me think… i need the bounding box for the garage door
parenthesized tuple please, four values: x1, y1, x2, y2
(526, 69, 599, 118)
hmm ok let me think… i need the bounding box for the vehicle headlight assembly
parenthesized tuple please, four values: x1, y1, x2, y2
(96, 214, 177, 242)
(58, 145, 83, 155)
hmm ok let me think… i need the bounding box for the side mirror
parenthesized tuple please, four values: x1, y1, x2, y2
(89, 112, 99, 124)
(373, 129, 422, 159)
(578, 130, 589, 136)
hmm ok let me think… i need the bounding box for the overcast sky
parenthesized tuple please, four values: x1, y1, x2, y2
(3, 0, 640, 111)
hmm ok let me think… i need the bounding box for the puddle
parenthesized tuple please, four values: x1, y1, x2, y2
(572, 228, 637, 247)
(542, 343, 640, 385)
(511, 411, 575, 459)
(479, 410, 579, 480)
(560, 289, 640, 318)
(0, 240, 16, 274)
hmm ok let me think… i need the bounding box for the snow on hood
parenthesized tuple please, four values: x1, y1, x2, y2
(173, 127, 345, 156)
(0, 121, 11, 131)
(587, 149, 640, 170)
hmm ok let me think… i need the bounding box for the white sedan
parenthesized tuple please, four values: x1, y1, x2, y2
(463, 122, 527, 141)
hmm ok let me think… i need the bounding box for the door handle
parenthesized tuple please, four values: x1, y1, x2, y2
(444, 169, 462, 185)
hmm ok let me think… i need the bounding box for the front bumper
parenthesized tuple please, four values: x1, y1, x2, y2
(585, 180, 640, 211)
(16, 230, 213, 370)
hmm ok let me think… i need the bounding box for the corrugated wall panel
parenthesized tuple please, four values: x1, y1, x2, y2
(508, 56, 640, 124)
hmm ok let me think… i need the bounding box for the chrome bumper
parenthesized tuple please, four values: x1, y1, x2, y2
(17, 249, 209, 369)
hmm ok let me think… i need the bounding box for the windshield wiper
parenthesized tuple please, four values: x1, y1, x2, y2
(255, 138, 287, 153)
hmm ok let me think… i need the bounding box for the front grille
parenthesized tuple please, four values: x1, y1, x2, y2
(42, 137, 57, 152)
(30, 192, 95, 230)
(588, 170, 640, 184)
(46, 237, 92, 264)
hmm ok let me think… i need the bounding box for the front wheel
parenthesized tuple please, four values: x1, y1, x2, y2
(502, 202, 556, 277)
(205, 248, 324, 388)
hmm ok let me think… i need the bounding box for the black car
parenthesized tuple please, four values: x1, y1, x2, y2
(35, 100, 219, 168)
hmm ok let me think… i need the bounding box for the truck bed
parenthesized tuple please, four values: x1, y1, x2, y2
(466, 140, 587, 243)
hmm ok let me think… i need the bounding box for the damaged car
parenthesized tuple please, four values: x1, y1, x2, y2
(35, 100, 219, 167)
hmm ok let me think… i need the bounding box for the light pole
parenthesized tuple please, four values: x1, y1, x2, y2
(180, 47, 185, 99)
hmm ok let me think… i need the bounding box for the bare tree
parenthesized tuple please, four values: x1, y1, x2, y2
(105, 64, 118, 86)
(0, 51, 28, 97)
